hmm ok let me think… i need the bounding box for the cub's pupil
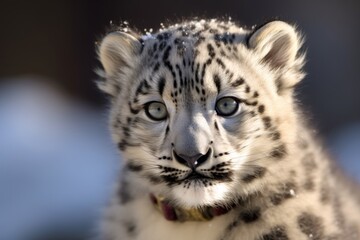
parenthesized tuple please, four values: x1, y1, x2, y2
(154, 106, 163, 114)
(222, 102, 230, 108)
(152, 104, 163, 113)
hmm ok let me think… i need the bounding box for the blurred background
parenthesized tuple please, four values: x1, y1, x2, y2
(0, 0, 359, 239)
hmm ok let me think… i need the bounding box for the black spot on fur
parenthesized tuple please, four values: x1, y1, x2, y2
(118, 140, 128, 151)
(241, 99, 258, 106)
(241, 166, 267, 183)
(209, 170, 233, 182)
(228, 72, 234, 81)
(153, 62, 160, 72)
(261, 226, 289, 240)
(152, 42, 158, 51)
(207, 44, 216, 58)
(195, 63, 200, 83)
(258, 105, 265, 114)
(138, 38, 145, 54)
(214, 121, 219, 131)
(297, 212, 324, 240)
(163, 32, 172, 40)
(270, 144, 287, 159)
(195, 86, 200, 94)
(271, 131, 281, 141)
(240, 207, 261, 223)
(158, 77, 166, 96)
(200, 63, 207, 85)
(156, 34, 163, 41)
(213, 74, 221, 93)
(174, 37, 181, 44)
(163, 45, 171, 61)
(224, 218, 241, 234)
(216, 58, 225, 69)
(262, 117, 272, 129)
(175, 64, 184, 88)
(124, 221, 136, 236)
(158, 41, 166, 51)
(165, 125, 170, 136)
(236, 191, 260, 208)
(127, 162, 143, 172)
(122, 126, 130, 137)
(275, 78, 283, 93)
(118, 179, 132, 204)
(148, 175, 162, 184)
(304, 178, 315, 191)
(231, 78, 244, 87)
(270, 182, 297, 205)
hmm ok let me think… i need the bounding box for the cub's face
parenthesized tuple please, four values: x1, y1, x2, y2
(98, 20, 304, 208)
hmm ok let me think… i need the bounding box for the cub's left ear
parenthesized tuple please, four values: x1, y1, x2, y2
(96, 31, 141, 97)
(248, 21, 305, 93)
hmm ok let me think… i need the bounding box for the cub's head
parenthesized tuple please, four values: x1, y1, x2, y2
(97, 20, 305, 208)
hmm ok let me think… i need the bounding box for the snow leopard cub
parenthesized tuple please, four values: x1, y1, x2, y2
(96, 19, 360, 240)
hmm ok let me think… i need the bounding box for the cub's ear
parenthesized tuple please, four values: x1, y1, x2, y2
(248, 21, 305, 93)
(97, 32, 141, 97)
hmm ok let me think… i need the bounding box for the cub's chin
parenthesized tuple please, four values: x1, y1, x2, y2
(170, 181, 234, 208)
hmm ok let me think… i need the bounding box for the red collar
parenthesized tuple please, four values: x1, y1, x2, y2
(150, 194, 231, 222)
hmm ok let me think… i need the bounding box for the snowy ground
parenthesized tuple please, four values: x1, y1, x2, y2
(0, 79, 359, 240)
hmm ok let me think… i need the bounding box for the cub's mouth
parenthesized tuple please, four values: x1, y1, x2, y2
(184, 171, 212, 181)
(181, 171, 215, 188)
(159, 160, 233, 187)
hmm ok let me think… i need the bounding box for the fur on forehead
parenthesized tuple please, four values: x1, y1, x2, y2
(97, 19, 305, 98)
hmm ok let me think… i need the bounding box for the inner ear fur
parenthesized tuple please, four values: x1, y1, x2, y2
(97, 32, 141, 96)
(248, 21, 305, 93)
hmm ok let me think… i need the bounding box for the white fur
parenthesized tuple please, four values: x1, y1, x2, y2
(97, 19, 360, 240)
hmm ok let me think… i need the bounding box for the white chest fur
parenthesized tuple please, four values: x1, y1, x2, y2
(104, 197, 253, 240)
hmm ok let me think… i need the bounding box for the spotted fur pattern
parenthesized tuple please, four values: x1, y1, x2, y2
(97, 19, 360, 240)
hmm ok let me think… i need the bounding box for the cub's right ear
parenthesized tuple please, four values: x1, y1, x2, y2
(247, 21, 305, 94)
(97, 32, 141, 97)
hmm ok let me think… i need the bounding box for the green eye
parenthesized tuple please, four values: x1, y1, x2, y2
(215, 97, 240, 116)
(145, 101, 168, 121)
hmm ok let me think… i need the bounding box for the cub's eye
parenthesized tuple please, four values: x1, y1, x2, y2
(215, 97, 240, 117)
(145, 101, 168, 121)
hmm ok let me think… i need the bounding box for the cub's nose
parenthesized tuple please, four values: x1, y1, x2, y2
(173, 148, 212, 169)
